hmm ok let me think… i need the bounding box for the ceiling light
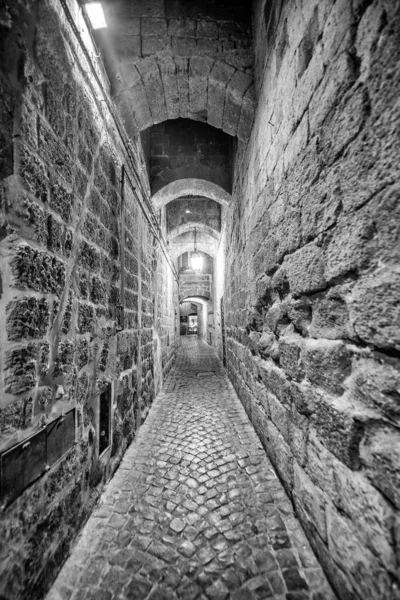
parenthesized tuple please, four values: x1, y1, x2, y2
(186, 210, 191, 213)
(85, 2, 107, 29)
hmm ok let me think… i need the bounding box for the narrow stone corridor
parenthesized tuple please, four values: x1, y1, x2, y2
(47, 339, 335, 600)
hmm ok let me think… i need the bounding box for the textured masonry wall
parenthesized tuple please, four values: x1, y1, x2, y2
(225, 1, 400, 599)
(166, 197, 221, 234)
(0, 1, 176, 598)
(102, 0, 252, 71)
(179, 273, 212, 303)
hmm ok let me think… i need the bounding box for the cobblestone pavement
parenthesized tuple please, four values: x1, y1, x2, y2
(47, 338, 336, 600)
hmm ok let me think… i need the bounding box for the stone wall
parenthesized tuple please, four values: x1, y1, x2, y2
(179, 273, 212, 303)
(166, 196, 221, 233)
(101, 0, 252, 70)
(0, 1, 176, 598)
(225, 1, 400, 599)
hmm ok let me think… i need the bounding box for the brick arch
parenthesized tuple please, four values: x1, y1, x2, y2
(115, 57, 255, 143)
(152, 178, 231, 210)
(168, 223, 220, 241)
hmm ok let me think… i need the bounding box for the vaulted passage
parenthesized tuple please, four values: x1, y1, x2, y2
(0, 1, 399, 599)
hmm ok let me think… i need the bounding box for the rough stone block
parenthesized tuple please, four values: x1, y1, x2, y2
(349, 269, 400, 352)
(136, 58, 168, 124)
(5, 344, 37, 394)
(351, 356, 400, 423)
(324, 208, 374, 284)
(46, 213, 63, 254)
(320, 86, 369, 164)
(141, 17, 167, 37)
(292, 40, 324, 125)
(360, 425, 400, 509)
(176, 57, 190, 118)
(290, 381, 316, 417)
(0, 396, 33, 434)
(279, 332, 304, 381)
(309, 52, 356, 133)
(90, 276, 107, 305)
(78, 304, 95, 334)
(50, 180, 74, 224)
(54, 340, 74, 376)
(286, 298, 311, 336)
(266, 420, 294, 490)
(37, 386, 52, 409)
(300, 168, 342, 244)
(6, 297, 50, 341)
(197, 20, 219, 39)
(258, 361, 291, 408)
(284, 244, 326, 297)
(269, 393, 290, 443)
(38, 341, 50, 378)
(293, 462, 327, 541)
(142, 35, 169, 56)
(326, 503, 395, 600)
(79, 241, 101, 273)
(311, 392, 364, 469)
(322, 0, 353, 62)
(76, 339, 88, 369)
(12, 245, 66, 295)
(332, 462, 396, 572)
(171, 37, 197, 56)
(303, 338, 351, 396)
(19, 146, 49, 203)
(168, 19, 196, 37)
(158, 57, 180, 121)
(309, 287, 350, 340)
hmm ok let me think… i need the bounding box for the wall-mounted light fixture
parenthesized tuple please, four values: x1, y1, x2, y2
(190, 228, 203, 272)
(84, 1, 107, 29)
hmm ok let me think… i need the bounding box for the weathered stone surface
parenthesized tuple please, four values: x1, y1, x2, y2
(303, 339, 351, 396)
(279, 331, 304, 381)
(349, 269, 400, 352)
(284, 245, 326, 298)
(309, 287, 350, 340)
(0, 396, 33, 434)
(12, 245, 66, 295)
(360, 426, 400, 509)
(5, 344, 37, 394)
(6, 297, 50, 341)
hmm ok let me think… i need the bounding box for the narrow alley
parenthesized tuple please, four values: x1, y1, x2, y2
(47, 339, 335, 600)
(1, 1, 399, 598)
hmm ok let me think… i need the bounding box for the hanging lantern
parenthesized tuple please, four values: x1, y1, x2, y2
(190, 228, 203, 272)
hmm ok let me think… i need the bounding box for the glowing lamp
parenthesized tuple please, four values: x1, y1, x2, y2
(191, 252, 203, 272)
(190, 227, 203, 272)
(85, 2, 107, 29)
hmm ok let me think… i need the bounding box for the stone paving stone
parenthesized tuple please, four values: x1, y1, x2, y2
(46, 338, 337, 600)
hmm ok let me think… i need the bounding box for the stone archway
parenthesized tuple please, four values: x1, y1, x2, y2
(115, 58, 255, 142)
(152, 178, 231, 211)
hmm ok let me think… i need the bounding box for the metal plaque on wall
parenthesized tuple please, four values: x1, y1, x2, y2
(0, 428, 47, 507)
(46, 409, 76, 467)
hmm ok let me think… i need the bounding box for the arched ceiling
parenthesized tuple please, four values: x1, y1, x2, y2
(170, 238, 218, 260)
(97, 1, 255, 142)
(152, 178, 231, 209)
(168, 223, 220, 241)
(115, 57, 255, 142)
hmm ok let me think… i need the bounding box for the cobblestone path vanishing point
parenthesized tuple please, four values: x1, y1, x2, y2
(47, 338, 336, 600)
